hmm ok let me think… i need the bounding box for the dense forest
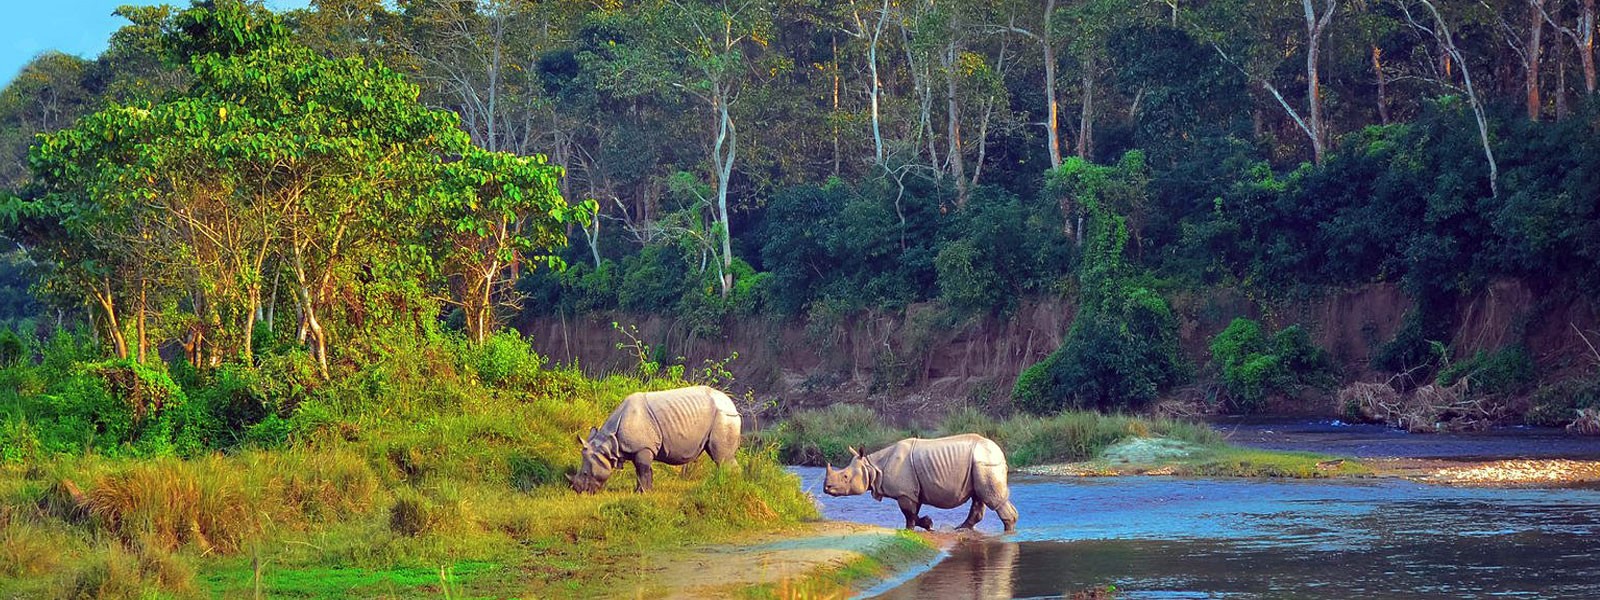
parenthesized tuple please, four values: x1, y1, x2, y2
(4, 0, 1600, 420)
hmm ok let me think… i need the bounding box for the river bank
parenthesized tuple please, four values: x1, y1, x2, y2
(618, 522, 937, 598)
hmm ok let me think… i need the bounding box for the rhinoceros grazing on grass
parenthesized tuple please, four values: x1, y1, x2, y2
(823, 434, 1018, 532)
(569, 385, 742, 494)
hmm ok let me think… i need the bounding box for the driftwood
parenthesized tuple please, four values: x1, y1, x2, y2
(1569, 408, 1600, 435)
(1340, 379, 1504, 433)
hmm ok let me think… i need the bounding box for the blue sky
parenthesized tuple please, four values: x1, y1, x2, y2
(2, 0, 312, 87)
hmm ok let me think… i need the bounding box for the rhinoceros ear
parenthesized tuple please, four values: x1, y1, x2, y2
(575, 434, 588, 447)
(849, 446, 863, 459)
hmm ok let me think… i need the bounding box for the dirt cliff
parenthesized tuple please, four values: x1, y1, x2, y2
(517, 280, 1596, 419)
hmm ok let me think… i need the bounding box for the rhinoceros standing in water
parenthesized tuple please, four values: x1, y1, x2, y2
(569, 386, 742, 493)
(823, 434, 1018, 532)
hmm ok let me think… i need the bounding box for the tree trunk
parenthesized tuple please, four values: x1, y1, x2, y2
(1585, 0, 1597, 94)
(1303, 0, 1335, 164)
(1529, 0, 1546, 121)
(945, 43, 969, 206)
(832, 35, 842, 176)
(1558, 39, 1570, 118)
(95, 285, 128, 360)
(1043, 0, 1063, 168)
(1373, 45, 1391, 124)
(292, 243, 329, 378)
(712, 89, 737, 297)
(136, 280, 147, 364)
(868, 0, 889, 165)
(1077, 61, 1094, 160)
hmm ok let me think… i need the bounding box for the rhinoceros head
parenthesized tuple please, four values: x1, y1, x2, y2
(569, 427, 617, 494)
(822, 447, 873, 497)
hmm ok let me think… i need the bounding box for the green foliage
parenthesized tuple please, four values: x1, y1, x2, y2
(764, 404, 906, 466)
(1437, 346, 1535, 396)
(1525, 377, 1600, 427)
(0, 328, 23, 367)
(1017, 152, 1185, 413)
(1209, 319, 1332, 412)
(463, 330, 547, 390)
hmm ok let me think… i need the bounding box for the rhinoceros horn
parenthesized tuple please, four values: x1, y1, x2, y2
(565, 472, 576, 483)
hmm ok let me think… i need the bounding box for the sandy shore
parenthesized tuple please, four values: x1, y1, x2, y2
(618, 521, 938, 598)
(1023, 457, 1600, 486)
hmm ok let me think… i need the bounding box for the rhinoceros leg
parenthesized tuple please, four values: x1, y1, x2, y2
(956, 498, 985, 530)
(632, 449, 656, 493)
(896, 497, 930, 530)
(992, 499, 1017, 534)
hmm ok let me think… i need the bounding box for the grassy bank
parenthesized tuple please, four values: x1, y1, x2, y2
(0, 335, 817, 598)
(766, 405, 1223, 467)
(767, 405, 1363, 478)
(740, 530, 935, 600)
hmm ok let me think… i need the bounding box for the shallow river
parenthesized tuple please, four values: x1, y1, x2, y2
(789, 423, 1600, 599)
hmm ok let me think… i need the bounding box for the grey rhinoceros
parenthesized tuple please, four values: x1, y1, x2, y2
(569, 385, 742, 494)
(823, 434, 1018, 532)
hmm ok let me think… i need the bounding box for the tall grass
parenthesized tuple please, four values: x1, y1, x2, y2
(0, 333, 824, 598)
(769, 405, 1224, 467)
(766, 404, 909, 465)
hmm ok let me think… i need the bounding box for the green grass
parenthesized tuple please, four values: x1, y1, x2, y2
(0, 347, 820, 599)
(766, 405, 1224, 468)
(1177, 447, 1369, 478)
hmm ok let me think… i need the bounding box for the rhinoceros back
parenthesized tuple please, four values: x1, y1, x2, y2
(910, 436, 984, 508)
(612, 386, 740, 465)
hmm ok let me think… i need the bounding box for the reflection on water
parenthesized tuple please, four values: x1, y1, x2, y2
(789, 469, 1600, 599)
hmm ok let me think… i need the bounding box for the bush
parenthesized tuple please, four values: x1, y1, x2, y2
(1437, 345, 1535, 396)
(1209, 319, 1332, 412)
(464, 330, 547, 389)
(0, 327, 24, 367)
(1015, 287, 1187, 413)
(1524, 376, 1600, 427)
(618, 244, 691, 312)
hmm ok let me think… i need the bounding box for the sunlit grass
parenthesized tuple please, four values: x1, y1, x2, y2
(0, 364, 821, 598)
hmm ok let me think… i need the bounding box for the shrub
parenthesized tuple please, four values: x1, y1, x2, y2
(1209, 319, 1332, 412)
(0, 327, 24, 367)
(618, 244, 691, 312)
(1437, 345, 1535, 396)
(1015, 287, 1187, 413)
(465, 330, 547, 389)
(1525, 377, 1600, 427)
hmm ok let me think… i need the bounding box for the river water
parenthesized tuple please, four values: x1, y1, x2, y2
(790, 421, 1600, 599)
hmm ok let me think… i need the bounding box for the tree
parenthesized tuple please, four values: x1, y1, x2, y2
(592, 0, 773, 297)
(435, 149, 592, 344)
(1191, 0, 1342, 163)
(4, 0, 585, 375)
(1396, 0, 1499, 196)
(1539, 0, 1597, 96)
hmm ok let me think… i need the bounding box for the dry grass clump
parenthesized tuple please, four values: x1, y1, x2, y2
(239, 447, 381, 524)
(0, 520, 66, 577)
(84, 456, 257, 554)
(1340, 380, 1504, 432)
(56, 541, 200, 600)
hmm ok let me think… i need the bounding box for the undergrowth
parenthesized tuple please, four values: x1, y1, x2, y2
(766, 405, 1224, 467)
(0, 331, 817, 599)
